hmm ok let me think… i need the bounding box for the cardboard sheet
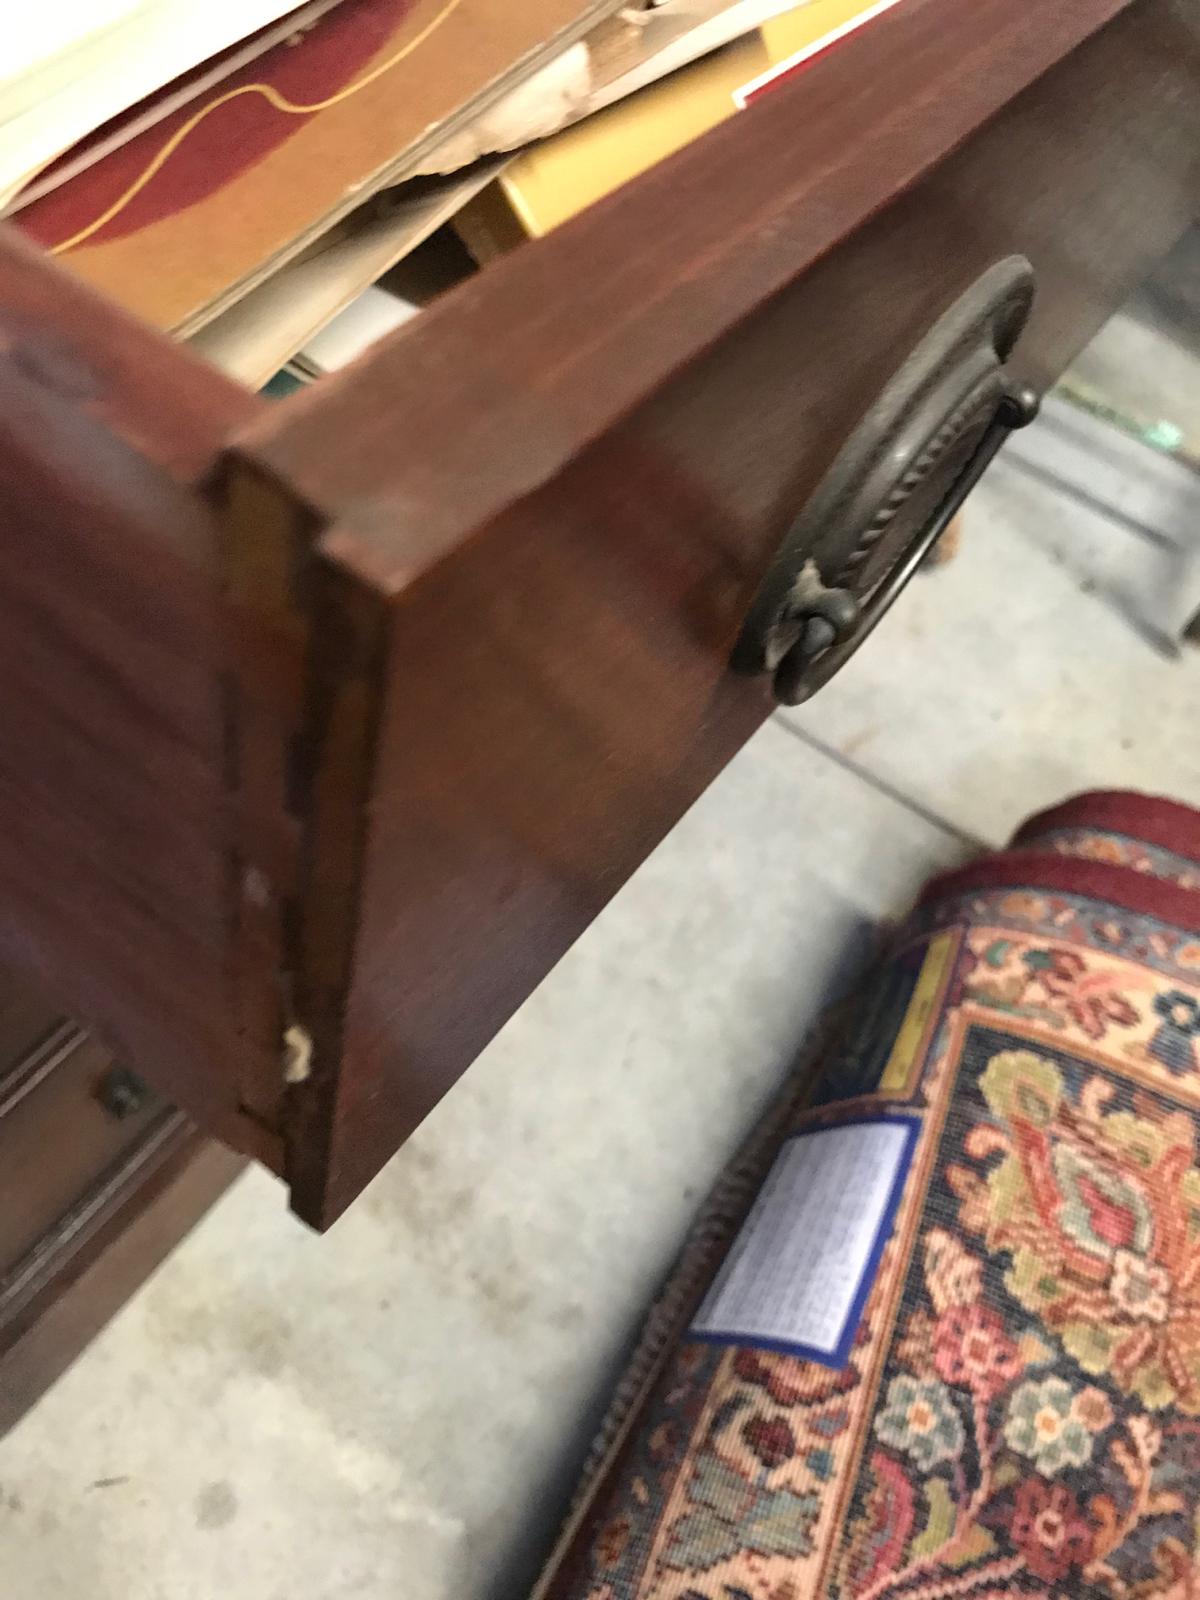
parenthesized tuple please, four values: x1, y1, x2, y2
(189, 164, 497, 387)
(15, 0, 618, 332)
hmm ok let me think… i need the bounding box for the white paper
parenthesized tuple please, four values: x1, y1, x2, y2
(296, 285, 419, 375)
(192, 165, 496, 386)
(2, 1, 320, 206)
(691, 1118, 915, 1363)
(733, 0, 904, 107)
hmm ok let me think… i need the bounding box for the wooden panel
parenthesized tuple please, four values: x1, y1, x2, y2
(0, 1027, 168, 1270)
(0, 963, 244, 1433)
(0, 970, 69, 1073)
(0, 1123, 241, 1436)
(230, 0, 1200, 1224)
(0, 235, 278, 1156)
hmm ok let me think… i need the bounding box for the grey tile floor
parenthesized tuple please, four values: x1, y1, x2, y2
(5, 364, 1200, 1600)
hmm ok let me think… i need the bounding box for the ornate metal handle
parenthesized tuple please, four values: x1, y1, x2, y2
(733, 257, 1041, 706)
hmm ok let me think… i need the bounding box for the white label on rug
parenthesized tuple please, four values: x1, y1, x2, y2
(690, 1116, 919, 1368)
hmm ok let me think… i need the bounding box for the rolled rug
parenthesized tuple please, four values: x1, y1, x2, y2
(533, 790, 1200, 1600)
(1013, 790, 1200, 892)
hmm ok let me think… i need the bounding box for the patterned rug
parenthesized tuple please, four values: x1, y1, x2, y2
(534, 790, 1200, 1600)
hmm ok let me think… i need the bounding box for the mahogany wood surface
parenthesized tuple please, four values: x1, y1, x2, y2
(0, 236, 281, 1159)
(0, 968, 244, 1434)
(0, 247, 256, 1425)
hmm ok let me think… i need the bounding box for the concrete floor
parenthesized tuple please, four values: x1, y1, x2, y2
(5, 343, 1200, 1599)
(1065, 226, 1200, 466)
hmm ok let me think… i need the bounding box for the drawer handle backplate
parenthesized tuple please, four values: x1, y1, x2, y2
(733, 256, 1040, 705)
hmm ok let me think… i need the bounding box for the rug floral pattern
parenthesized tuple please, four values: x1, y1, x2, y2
(541, 871, 1200, 1600)
(839, 1030, 1200, 1600)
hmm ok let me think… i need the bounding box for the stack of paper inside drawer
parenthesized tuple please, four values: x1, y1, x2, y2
(4, 0, 897, 389)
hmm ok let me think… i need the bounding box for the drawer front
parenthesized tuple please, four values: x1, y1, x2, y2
(0, 1021, 172, 1277)
(0, 0, 1198, 1228)
(0, 233, 269, 1165)
(0, 968, 243, 1430)
(0, 966, 187, 1320)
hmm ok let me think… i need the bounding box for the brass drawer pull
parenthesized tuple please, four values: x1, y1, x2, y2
(733, 257, 1040, 705)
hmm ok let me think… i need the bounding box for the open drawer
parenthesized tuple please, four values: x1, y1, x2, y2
(0, 0, 1197, 1229)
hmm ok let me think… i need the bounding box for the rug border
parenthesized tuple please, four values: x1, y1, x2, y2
(920, 847, 1200, 931)
(1012, 789, 1200, 858)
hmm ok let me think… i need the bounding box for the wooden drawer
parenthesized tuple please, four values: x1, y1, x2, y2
(0, 973, 240, 1426)
(0, 1022, 165, 1273)
(0, 0, 1197, 1228)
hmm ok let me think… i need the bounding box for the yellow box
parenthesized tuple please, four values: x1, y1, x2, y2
(456, 0, 887, 261)
(761, 0, 893, 62)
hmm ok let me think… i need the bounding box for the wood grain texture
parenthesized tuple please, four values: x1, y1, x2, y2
(0, 235, 280, 1156)
(0, 966, 244, 1433)
(231, 0, 1200, 1224)
(0, 1024, 159, 1273)
(0, 231, 259, 491)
